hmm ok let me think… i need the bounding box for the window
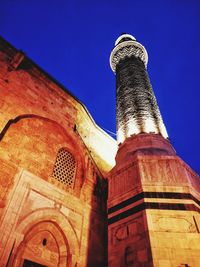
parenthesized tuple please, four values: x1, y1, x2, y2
(51, 148, 76, 189)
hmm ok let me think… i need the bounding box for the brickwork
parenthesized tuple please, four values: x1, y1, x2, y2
(0, 38, 113, 267)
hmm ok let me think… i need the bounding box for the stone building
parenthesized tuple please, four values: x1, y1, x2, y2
(0, 34, 199, 267)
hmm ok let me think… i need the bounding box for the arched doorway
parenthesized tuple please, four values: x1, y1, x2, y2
(13, 220, 71, 267)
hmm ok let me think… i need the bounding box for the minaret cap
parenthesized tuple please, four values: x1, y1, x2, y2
(115, 34, 136, 46)
(110, 33, 148, 73)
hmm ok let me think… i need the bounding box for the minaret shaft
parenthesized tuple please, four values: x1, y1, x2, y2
(110, 34, 167, 144)
(116, 56, 167, 143)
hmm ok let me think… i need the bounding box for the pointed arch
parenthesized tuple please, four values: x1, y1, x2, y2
(0, 114, 85, 194)
(12, 208, 80, 267)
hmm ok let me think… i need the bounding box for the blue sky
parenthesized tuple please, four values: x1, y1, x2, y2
(1, 0, 200, 174)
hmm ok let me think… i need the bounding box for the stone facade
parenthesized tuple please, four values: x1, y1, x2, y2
(0, 37, 117, 267)
(108, 134, 200, 267)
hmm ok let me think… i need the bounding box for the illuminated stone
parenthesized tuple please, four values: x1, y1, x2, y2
(110, 33, 168, 144)
(0, 37, 115, 267)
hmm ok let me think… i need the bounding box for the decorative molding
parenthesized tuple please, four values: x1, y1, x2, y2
(153, 216, 196, 233)
(108, 191, 200, 214)
(111, 216, 142, 245)
(108, 202, 199, 225)
(110, 40, 148, 73)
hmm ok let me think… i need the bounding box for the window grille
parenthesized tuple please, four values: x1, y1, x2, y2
(52, 148, 76, 188)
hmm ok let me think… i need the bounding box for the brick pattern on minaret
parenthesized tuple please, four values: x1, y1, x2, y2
(110, 34, 167, 144)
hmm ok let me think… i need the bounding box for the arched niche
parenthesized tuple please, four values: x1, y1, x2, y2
(12, 209, 80, 267)
(0, 114, 85, 195)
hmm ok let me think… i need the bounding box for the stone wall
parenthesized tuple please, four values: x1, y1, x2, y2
(108, 134, 200, 267)
(0, 38, 109, 267)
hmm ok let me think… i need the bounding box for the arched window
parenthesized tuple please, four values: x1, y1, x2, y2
(51, 148, 76, 189)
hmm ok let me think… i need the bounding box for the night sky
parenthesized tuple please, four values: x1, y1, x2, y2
(1, 1, 200, 174)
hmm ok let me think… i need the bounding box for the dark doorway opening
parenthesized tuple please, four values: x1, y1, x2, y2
(22, 259, 47, 267)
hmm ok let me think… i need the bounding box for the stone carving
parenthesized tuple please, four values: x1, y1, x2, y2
(113, 219, 142, 244)
(152, 216, 196, 233)
(27, 244, 42, 257)
(111, 44, 146, 73)
(128, 221, 138, 236)
(115, 225, 128, 241)
(110, 34, 148, 73)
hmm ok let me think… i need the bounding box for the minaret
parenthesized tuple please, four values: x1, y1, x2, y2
(108, 34, 200, 267)
(110, 34, 167, 144)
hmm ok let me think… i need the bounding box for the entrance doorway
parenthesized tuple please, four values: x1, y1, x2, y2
(23, 259, 47, 267)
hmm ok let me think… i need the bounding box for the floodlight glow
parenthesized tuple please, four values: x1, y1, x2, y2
(110, 34, 168, 144)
